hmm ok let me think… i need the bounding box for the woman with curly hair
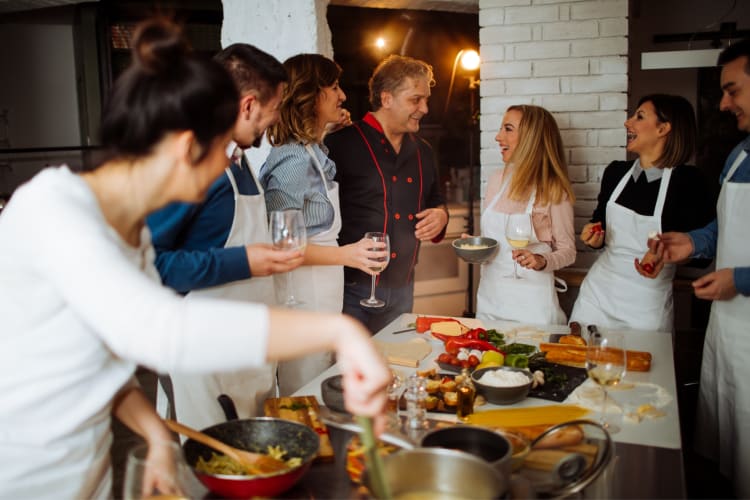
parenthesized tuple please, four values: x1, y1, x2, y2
(260, 54, 385, 394)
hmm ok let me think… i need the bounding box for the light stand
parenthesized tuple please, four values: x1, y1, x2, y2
(464, 77, 480, 318)
(444, 49, 481, 318)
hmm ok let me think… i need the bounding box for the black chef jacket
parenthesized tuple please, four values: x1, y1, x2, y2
(326, 113, 446, 289)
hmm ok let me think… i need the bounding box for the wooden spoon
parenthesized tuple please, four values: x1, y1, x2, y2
(164, 419, 288, 475)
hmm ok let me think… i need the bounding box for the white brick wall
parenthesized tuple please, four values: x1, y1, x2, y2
(478, 0, 628, 267)
(222, 0, 332, 173)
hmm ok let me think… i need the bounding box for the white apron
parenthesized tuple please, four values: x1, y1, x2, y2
(571, 162, 675, 332)
(476, 174, 567, 325)
(169, 157, 277, 431)
(694, 150, 750, 497)
(276, 145, 343, 395)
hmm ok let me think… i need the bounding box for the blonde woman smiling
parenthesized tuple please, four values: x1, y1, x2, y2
(475, 105, 576, 325)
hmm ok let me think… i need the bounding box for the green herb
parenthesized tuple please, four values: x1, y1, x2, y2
(545, 370, 569, 386)
(503, 343, 537, 355)
(485, 329, 506, 348)
(357, 416, 391, 499)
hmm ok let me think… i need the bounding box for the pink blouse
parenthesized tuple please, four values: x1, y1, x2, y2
(483, 167, 576, 272)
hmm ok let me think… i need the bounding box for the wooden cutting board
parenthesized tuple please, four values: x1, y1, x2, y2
(264, 395, 334, 461)
(374, 337, 432, 367)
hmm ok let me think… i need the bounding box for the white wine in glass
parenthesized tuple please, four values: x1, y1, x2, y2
(270, 209, 307, 307)
(360, 232, 390, 308)
(505, 213, 532, 279)
(585, 332, 626, 434)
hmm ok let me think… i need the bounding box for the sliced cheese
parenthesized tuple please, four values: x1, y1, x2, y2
(430, 321, 468, 337)
(466, 405, 590, 428)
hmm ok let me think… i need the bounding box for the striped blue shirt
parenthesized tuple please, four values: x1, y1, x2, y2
(259, 142, 336, 237)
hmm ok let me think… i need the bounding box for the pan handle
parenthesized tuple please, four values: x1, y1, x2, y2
(217, 394, 239, 421)
(318, 406, 415, 450)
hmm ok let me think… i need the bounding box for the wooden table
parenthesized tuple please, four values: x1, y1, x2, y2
(287, 313, 686, 499)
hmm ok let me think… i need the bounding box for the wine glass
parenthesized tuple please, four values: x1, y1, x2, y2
(270, 209, 307, 307)
(585, 332, 627, 434)
(123, 440, 195, 500)
(360, 232, 390, 308)
(505, 213, 532, 279)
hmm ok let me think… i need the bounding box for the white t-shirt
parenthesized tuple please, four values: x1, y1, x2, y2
(0, 166, 270, 498)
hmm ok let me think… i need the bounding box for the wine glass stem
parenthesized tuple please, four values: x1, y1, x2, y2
(369, 274, 377, 301)
(600, 386, 608, 427)
(513, 260, 519, 279)
(285, 271, 295, 304)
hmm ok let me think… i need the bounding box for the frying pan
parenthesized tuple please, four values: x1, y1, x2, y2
(181, 417, 319, 498)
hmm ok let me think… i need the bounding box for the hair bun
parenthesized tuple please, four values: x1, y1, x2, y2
(132, 17, 190, 74)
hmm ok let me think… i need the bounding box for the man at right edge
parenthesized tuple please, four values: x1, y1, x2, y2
(655, 39, 750, 497)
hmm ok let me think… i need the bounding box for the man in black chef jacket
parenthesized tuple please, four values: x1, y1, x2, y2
(326, 54, 449, 333)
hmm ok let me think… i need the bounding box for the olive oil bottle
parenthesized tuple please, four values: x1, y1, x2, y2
(456, 368, 476, 420)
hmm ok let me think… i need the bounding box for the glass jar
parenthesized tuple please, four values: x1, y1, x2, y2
(404, 373, 427, 430)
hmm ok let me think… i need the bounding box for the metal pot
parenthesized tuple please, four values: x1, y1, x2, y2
(181, 417, 319, 499)
(421, 425, 513, 478)
(362, 447, 507, 499)
(321, 409, 511, 497)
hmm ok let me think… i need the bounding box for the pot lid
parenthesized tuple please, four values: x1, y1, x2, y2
(518, 419, 613, 498)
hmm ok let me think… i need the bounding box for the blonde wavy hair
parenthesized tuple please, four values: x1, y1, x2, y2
(505, 104, 576, 206)
(267, 53, 342, 146)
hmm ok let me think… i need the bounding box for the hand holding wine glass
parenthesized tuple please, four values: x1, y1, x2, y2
(123, 440, 193, 500)
(270, 209, 307, 307)
(505, 213, 532, 279)
(585, 332, 627, 434)
(360, 232, 390, 308)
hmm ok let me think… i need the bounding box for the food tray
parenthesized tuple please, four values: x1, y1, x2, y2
(527, 358, 588, 402)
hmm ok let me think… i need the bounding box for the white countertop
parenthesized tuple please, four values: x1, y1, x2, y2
(293, 313, 682, 450)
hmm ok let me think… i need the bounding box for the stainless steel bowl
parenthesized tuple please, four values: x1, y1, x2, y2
(452, 236, 499, 264)
(362, 447, 507, 499)
(421, 425, 513, 477)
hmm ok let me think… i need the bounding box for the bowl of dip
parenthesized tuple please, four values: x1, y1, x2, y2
(471, 366, 533, 405)
(452, 236, 499, 264)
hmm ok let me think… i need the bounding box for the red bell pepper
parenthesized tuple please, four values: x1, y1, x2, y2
(432, 328, 488, 344)
(444, 337, 501, 354)
(464, 328, 488, 340)
(413, 316, 459, 333)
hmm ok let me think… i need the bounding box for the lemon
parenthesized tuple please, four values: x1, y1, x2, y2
(481, 351, 505, 365)
(476, 360, 503, 371)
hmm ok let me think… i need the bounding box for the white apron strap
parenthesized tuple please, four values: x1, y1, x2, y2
(224, 166, 240, 201)
(725, 150, 748, 183)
